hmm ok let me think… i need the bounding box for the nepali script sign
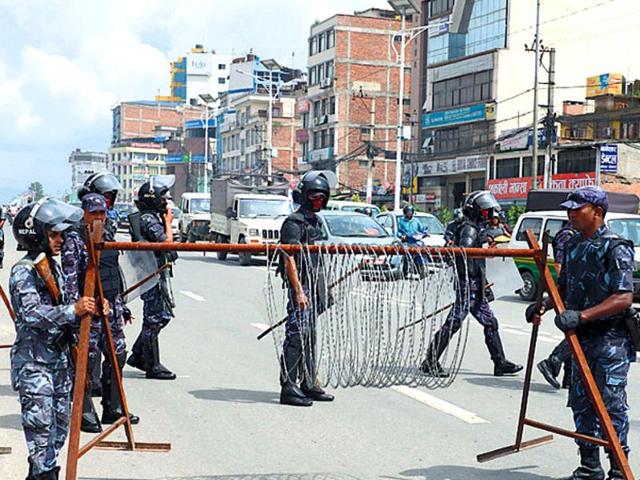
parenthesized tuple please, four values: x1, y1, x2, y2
(487, 173, 596, 200)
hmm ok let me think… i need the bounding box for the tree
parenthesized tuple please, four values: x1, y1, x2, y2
(28, 182, 44, 201)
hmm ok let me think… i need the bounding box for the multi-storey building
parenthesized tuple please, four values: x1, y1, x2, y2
(109, 141, 168, 202)
(301, 8, 412, 199)
(156, 44, 232, 107)
(411, 0, 640, 210)
(68, 149, 108, 202)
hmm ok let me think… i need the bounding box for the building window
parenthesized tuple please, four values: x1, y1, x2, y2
(313, 101, 321, 119)
(522, 156, 545, 177)
(432, 122, 494, 155)
(325, 60, 334, 81)
(432, 70, 493, 110)
(557, 149, 596, 174)
(309, 66, 317, 86)
(495, 158, 519, 179)
(318, 32, 325, 52)
(218, 77, 226, 84)
(218, 64, 226, 70)
(327, 29, 335, 49)
(430, 0, 455, 18)
(309, 35, 318, 56)
(329, 96, 336, 115)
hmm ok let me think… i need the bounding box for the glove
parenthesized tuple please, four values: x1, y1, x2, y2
(525, 303, 539, 323)
(554, 310, 582, 332)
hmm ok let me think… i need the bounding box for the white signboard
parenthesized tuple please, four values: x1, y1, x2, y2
(187, 53, 213, 76)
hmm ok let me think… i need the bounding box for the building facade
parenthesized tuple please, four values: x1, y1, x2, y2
(68, 149, 109, 202)
(300, 8, 412, 200)
(109, 142, 168, 203)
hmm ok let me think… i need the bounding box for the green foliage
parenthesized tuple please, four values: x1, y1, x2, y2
(350, 193, 364, 203)
(436, 206, 453, 225)
(29, 181, 44, 201)
(507, 205, 526, 227)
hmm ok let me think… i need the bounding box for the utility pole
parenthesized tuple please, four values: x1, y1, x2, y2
(366, 97, 376, 204)
(531, 0, 541, 189)
(393, 12, 407, 211)
(544, 48, 556, 189)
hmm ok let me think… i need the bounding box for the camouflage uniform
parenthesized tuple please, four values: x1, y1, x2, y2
(10, 255, 76, 475)
(100, 214, 126, 356)
(559, 224, 635, 453)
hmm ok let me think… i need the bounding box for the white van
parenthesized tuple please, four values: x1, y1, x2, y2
(178, 193, 211, 242)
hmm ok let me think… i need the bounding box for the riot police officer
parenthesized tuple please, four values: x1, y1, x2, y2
(444, 208, 464, 245)
(10, 199, 100, 479)
(77, 172, 139, 423)
(0, 204, 6, 268)
(279, 171, 335, 407)
(532, 187, 634, 479)
(421, 191, 523, 377)
(127, 175, 177, 380)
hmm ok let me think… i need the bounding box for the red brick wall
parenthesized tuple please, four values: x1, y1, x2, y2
(120, 104, 203, 140)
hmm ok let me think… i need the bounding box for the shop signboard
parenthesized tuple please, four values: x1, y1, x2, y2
(415, 155, 488, 177)
(586, 73, 624, 98)
(599, 144, 618, 174)
(487, 172, 596, 200)
(421, 102, 496, 129)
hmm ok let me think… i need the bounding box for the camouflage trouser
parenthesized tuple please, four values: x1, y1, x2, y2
(14, 364, 71, 475)
(282, 287, 317, 387)
(569, 338, 631, 452)
(430, 277, 505, 363)
(101, 295, 126, 356)
(140, 286, 171, 338)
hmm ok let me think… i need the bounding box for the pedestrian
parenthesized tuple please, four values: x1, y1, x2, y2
(127, 175, 177, 380)
(77, 173, 139, 424)
(535, 223, 577, 389)
(529, 186, 634, 479)
(279, 171, 335, 407)
(421, 191, 523, 377)
(10, 199, 102, 479)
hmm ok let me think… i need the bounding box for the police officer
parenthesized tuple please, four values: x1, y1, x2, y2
(279, 171, 334, 407)
(397, 205, 426, 241)
(421, 191, 523, 377)
(532, 187, 634, 479)
(77, 173, 138, 423)
(444, 208, 464, 245)
(10, 199, 100, 479)
(535, 223, 577, 389)
(127, 175, 177, 380)
(0, 204, 6, 268)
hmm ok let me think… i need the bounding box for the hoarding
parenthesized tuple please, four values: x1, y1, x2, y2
(586, 73, 624, 98)
(422, 102, 496, 129)
(487, 173, 596, 200)
(187, 53, 213, 76)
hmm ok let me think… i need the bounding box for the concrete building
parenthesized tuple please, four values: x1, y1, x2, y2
(156, 44, 232, 108)
(301, 8, 411, 200)
(111, 100, 203, 144)
(109, 141, 168, 203)
(410, 0, 640, 210)
(68, 149, 109, 202)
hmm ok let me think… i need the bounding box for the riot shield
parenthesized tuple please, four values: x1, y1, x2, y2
(485, 256, 524, 300)
(119, 250, 160, 303)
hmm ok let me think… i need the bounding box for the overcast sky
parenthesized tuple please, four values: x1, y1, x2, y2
(0, 0, 390, 202)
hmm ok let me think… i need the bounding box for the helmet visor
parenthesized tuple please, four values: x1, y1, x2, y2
(473, 191, 500, 211)
(92, 172, 122, 194)
(302, 170, 337, 190)
(34, 198, 83, 227)
(150, 175, 175, 191)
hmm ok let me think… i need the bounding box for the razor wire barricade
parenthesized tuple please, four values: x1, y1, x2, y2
(97, 232, 635, 480)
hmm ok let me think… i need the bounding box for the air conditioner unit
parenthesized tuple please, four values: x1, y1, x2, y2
(320, 77, 333, 89)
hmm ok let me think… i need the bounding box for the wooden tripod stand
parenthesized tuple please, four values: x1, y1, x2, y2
(477, 230, 634, 479)
(65, 221, 170, 480)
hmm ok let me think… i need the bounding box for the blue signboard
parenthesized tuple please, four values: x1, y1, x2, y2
(600, 144, 618, 174)
(422, 103, 494, 129)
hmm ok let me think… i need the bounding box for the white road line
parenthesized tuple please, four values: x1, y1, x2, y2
(180, 290, 206, 302)
(501, 327, 531, 337)
(391, 386, 489, 424)
(251, 322, 270, 332)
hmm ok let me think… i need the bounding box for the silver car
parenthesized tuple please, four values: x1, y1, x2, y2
(316, 210, 403, 281)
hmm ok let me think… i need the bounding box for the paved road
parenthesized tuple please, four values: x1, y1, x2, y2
(0, 231, 639, 479)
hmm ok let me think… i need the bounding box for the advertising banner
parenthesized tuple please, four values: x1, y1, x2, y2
(487, 172, 597, 200)
(586, 73, 624, 98)
(599, 144, 618, 174)
(422, 102, 496, 128)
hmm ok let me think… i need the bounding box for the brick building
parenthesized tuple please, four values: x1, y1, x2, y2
(301, 8, 412, 200)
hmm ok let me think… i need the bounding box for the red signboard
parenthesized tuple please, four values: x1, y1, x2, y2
(487, 172, 597, 200)
(296, 128, 309, 143)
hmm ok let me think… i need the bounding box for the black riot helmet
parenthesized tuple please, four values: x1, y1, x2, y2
(463, 190, 501, 222)
(292, 171, 332, 212)
(453, 208, 465, 223)
(78, 172, 122, 207)
(402, 205, 415, 217)
(13, 198, 83, 253)
(135, 175, 175, 212)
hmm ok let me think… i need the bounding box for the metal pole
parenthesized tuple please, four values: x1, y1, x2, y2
(366, 98, 376, 204)
(532, 0, 541, 189)
(544, 48, 556, 189)
(394, 12, 407, 211)
(203, 105, 209, 193)
(267, 68, 274, 180)
(596, 145, 602, 187)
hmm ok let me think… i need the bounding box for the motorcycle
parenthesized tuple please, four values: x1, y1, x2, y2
(401, 231, 430, 279)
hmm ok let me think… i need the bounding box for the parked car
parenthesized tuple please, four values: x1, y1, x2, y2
(510, 210, 640, 300)
(326, 200, 381, 216)
(316, 210, 403, 281)
(374, 211, 446, 246)
(113, 203, 133, 232)
(179, 193, 211, 242)
(171, 206, 181, 238)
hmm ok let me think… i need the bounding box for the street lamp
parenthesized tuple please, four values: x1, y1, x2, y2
(387, 0, 449, 211)
(260, 59, 282, 181)
(199, 93, 217, 193)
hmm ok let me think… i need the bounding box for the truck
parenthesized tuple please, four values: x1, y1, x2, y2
(210, 174, 292, 266)
(178, 192, 211, 242)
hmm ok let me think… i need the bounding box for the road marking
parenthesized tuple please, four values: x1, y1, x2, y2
(391, 386, 489, 424)
(251, 322, 270, 332)
(501, 327, 530, 337)
(180, 290, 206, 302)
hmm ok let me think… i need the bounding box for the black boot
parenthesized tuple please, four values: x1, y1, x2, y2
(570, 448, 605, 480)
(81, 389, 102, 433)
(494, 360, 524, 376)
(420, 355, 450, 377)
(31, 466, 60, 480)
(537, 355, 563, 389)
(280, 336, 312, 407)
(605, 450, 628, 479)
(145, 334, 176, 380)
(126, 334, 146, 372)
(26, 457, 33, 480)
(562, 360, 572, 389)
(101, 353, 140, 425)
(487, 331, 523, 376)
(420, 332, 451, 378)
(302, 380, 334, 402)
